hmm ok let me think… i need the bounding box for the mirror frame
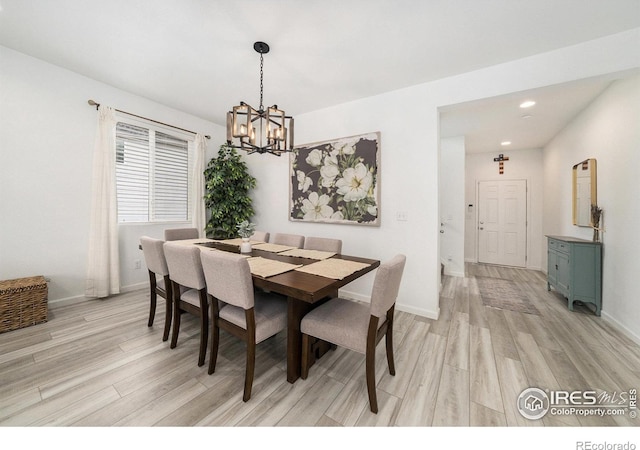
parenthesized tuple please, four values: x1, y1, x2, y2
(572, 158, 597, 227)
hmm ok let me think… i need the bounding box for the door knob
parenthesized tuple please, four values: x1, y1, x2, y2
(479, 227, 484, 230)
(440, 230, 444, 233)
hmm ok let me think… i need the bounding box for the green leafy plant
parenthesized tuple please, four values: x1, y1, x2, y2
(204, 144, 256, 239)
(236, 220, 256, 239)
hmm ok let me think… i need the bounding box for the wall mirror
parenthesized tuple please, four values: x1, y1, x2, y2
(572, 158, 597, 227)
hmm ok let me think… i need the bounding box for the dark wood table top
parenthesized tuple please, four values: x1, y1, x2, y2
(196, 241, 380, 303)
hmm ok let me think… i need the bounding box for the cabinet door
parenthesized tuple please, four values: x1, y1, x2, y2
(556, 251, 570, 295)
(547, 250, 558, 286)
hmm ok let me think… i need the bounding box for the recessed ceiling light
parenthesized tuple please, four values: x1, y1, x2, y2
(520, 100, 536, 108)
(501, 141, 511, 146)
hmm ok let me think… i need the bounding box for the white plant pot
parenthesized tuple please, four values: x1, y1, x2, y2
(240, 238, 252, 254)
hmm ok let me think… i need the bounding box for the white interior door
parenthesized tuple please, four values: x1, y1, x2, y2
(478, 179, 527, 267)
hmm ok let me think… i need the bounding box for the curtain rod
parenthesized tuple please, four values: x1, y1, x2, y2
(88, 100, 211, 139)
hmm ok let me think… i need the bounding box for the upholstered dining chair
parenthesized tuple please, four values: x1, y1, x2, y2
(250, 231, 270, 243)
(139, 236, 172, 341)
(271, 233, 305, 248)
(200, 250, 287, 402)
(304, 236, 342, 253)
(300, 254, 407, 413)
(163, 241, 209, 366)
(164, 227, 199, 241)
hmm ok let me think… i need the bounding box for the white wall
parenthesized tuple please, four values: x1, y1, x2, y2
(464, 148, 544, 270)
(1, 27, 638, 322)
(439, 137, 466, 277)
(245, 29, 639, 320)
(0, 46, 225, 302)
(543, 74, 640, 341)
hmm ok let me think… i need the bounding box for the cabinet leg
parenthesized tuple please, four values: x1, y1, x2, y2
(547, 282, 551, 291)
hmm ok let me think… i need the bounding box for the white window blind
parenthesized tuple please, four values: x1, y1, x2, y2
(115, 121, 191, 223)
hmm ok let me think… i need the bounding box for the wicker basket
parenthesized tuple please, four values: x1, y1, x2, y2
(0, 276, 48, 333)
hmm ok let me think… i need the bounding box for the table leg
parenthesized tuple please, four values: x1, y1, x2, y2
(287, 297, 313, 383)
(286, 291, 338, 384)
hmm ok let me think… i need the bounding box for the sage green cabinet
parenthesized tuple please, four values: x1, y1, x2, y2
(546, 235, 602, 316)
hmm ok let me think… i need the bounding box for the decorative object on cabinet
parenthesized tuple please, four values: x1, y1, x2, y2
(572, 158, 597, 227)
(591, 205, 603, 242)
(290, 132, 380, 226)
(546, 235, 602, 316)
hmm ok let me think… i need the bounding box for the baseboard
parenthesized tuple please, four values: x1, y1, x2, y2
(121, 282, 147, 293)
(601, 311, 640, 346)
(339, 288, 440, 320)
(397, 303, 440, 320)
(48, 282, 147, 308)
(48, 295, 88, 307)
(337, 289, 370, 303)
(444, 269, 465, 278)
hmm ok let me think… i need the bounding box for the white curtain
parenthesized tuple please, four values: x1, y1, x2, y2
(85, 105, 120, 298)
(191, 134, 207, 237)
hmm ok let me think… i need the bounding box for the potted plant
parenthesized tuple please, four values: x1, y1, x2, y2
(204, 144, 257, 239)
(236, 220, 256, 253)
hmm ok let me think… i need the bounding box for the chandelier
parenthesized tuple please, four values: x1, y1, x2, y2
(226, 41, 294, 156)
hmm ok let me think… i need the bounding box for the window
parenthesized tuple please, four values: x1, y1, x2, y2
(115, 120, 192, 223)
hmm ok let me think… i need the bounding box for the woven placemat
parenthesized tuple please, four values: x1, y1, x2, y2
(251, 243, 298, 253)
(247, 257, 303, 278)
(278, 249, 336, 260)
(294, 258, 370, 280)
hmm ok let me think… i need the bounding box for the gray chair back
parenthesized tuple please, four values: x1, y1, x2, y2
(164, 227, 199, 241)
(140, 236, 169, 276)
(163, 242, 206, 290)
(304, 236, 342, 253)
(201, 250, 254, 310)
(250, 231, 270, 243)
(370, 254, 406, 318)
(271, 233, 305, 248)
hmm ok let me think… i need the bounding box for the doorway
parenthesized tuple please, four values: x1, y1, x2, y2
(477, 179, 527, 267)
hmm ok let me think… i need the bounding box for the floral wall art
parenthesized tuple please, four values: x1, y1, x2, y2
(289, 132, 380, 226)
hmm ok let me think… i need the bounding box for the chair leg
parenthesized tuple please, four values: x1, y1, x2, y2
(162, 276, 172, 342)
(366, 343, 378, 414)
(170, 289, 181, 349)
(162, 296, 171, 342)
(301, 333, 310, 379)
(385, 328, 396, 376)
(198, 299, 209, 367)
(208, 300, 220, 375)
(147, 276, 156, 327)
(243, 340, 256, 402)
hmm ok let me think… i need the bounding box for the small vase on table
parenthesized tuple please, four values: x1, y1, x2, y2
(240, 238, 252, 254)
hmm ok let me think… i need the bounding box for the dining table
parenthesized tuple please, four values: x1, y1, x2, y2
(181, 238, 381, 383)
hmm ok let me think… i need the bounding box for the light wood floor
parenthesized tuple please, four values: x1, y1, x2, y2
(1, 264, 639, 427)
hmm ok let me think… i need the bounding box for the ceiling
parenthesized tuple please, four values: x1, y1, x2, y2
(1, 0, 638, 151)
(439, 74, 628, 153)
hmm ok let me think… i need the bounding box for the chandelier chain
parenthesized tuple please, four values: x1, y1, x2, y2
(259, 53, 264, 111)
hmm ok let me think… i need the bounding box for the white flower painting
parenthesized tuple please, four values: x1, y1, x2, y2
(290, 132, 380, 226)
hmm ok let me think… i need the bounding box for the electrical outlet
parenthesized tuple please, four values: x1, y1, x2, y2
(134, 259, 142, 270)
(396, 211, 408, 221)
